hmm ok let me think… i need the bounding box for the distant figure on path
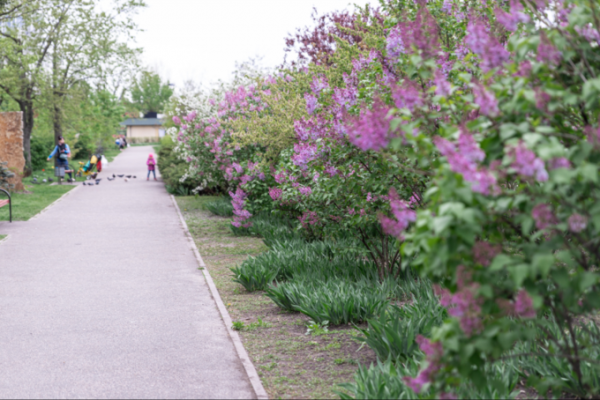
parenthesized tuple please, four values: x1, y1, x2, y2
(147, 154, 157, 181)
(47, 136, 75, 182)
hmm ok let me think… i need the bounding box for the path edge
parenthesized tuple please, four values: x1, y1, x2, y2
(0, 234, 9, 245)
(170, 195, 269, 400)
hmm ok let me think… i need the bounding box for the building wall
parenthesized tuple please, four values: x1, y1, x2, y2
(0, 112, 25, 191)
(127, 126, 159, 139)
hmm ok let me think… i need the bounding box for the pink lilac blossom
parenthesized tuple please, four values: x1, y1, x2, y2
(299, 211, 319, 229)
(537, 33, 562, 65)
(532, 203, 557, 230)
(292, 143, 318, 169)
(495, 0, 530, 32)
(441, 0, 452, 14)
(269, 187, 283, 201)
(549, 157, 571, 170)
(310, 76, 329, 96)
(173, 116, 181, 125)
(585, 125, 600, 147)
(433, 134, 500, 195)
(508, 142, 548, 182)
(232, 163, 244, 174)
(434, 268, 483, 336)
(352, 50, 378, 71)
(403, 335, 443, 393)
(409, 192, 421, 206)
(473, 83, 500, 117)
(379, 188, 416, 239)
(347, 98, 393, 152)
(240, 175, 252, 185)
(397, 4, 440, 59)
(535, 88, 551, 111)
(273, 172, 287, 184)
(576, 25, 600, 45)
(305, 93, 319, 114)
(434, 70, 451, 97)
(230, 187, 252, 228)
(299, 186, 312, 196)
(514, 290, 536, 318)
(472, 241, 501, 266)
(333, 87, 358, 109)
(386, 26, 406, 59)
(324, 165, 338, 177)
(568, 214, 588, 233)
(465, 19, 510, 71)
(392, 80, 422, 111)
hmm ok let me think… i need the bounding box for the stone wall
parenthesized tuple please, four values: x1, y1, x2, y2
(0, 112, 25, 191)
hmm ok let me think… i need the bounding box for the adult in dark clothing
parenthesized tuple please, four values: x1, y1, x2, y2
(47, 136, 75, 182)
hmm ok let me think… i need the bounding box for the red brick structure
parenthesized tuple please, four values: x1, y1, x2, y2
(0, 112, 25, 191)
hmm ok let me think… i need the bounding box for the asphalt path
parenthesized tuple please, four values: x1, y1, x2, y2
(0, 146, 254, 399)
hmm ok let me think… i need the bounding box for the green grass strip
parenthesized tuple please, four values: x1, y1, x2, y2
(0, 184, 74, 221)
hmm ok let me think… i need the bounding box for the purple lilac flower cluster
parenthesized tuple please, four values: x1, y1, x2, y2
(434, 266, 483, 336)
(404, 335, 444, 393)
(433, 133, 499, 196)
(378, 188, 416, 239)
(229, 187, 252, 228)
(465, 19, 510, 72)
(508, 142, 549, 182)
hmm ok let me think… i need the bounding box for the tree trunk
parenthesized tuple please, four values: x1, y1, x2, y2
(19, 89, 35, 176)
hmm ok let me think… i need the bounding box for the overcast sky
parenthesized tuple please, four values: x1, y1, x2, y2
(133, 0, 367, 88)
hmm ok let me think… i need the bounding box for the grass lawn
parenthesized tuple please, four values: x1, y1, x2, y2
(0, 184, 74, 221)
(176, 196, 376, 399)
(0, 234, 6, 241)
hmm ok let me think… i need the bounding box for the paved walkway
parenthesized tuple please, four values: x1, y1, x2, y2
(0, 146, 254, 399)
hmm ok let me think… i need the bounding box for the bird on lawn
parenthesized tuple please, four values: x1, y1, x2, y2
(48, 178, 53, 183)
(42, 179, 47, 183)
(32, 177, 38, 183)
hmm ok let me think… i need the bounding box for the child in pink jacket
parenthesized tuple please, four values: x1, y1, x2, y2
(147, 154, 157, 181)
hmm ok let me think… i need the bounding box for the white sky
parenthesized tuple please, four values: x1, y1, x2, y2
(134, 0, 367, 88)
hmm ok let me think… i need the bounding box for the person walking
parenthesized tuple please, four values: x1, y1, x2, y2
(47, 136, 75, 182)
(147, 154, 157, 181)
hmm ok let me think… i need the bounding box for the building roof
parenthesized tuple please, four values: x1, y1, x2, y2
(120, 118, 163, 127)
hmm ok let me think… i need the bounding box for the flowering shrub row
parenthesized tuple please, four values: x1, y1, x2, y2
(172, 0, 600, 396)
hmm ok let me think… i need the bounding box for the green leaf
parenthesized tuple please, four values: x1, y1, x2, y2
(509, 264, 530, 286)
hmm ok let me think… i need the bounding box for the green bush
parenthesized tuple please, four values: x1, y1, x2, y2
(73, 133, 95, 159)
(357, 293, 446, 363)
(157, 135, 201, 194)
(30, 136, 54, 170)
(205, 196, 234, 217)
(266, 280, 389, 325)
(0, 160, 16, 191)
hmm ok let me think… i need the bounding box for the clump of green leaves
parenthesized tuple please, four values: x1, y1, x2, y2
(0, 160, 15, 191)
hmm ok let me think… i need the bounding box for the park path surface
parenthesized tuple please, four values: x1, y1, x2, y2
(0, 146, 255, 399)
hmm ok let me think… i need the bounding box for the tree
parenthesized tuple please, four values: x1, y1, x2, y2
(129, 70, 173, 116)
(0, 0, 144, 171)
